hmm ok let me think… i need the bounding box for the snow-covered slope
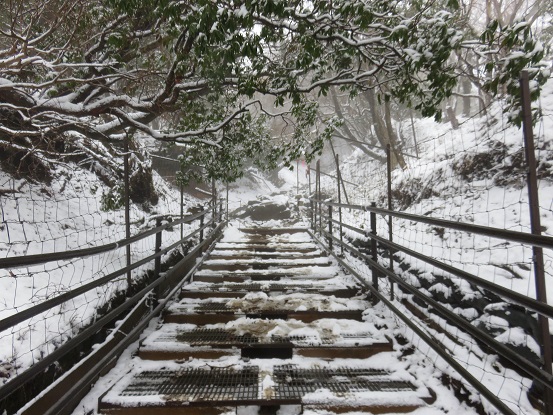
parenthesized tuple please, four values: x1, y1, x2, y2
(0, 163, 200, 381)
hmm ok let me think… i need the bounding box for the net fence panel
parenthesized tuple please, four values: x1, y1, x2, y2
(0, 167, 195, 383)
(309, 88, 553, 414)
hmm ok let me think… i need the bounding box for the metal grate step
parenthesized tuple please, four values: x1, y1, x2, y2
(100, 366, 423, 410)
(119, 367, 260, 401)
(180, 283, 359, 299)
(273, 365, 415, 399)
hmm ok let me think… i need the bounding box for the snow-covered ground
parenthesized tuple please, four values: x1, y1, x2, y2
(329, 77, 553, 300)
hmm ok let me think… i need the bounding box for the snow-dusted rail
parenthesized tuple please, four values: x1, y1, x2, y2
(0, 205, 226, 413)
(309, 198, 553, 415)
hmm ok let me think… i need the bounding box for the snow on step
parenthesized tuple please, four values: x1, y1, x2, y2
(93, 219, 439, 415)
(164, 293, 368, 324)
(193, 265, 339, 281)
(215, 242, 319, 251)
(201, 257, 332, 269)
(180, 280, 360, 299)
(98, 362, 433, 414)
(209, 250, 324, 259)
(139, 318, 392, 360)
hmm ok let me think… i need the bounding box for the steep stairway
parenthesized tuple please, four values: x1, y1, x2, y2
(97, 224, 435, 414)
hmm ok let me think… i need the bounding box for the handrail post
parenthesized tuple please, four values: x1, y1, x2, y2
(386, 144, 394, 300)
(316, 160, 321, 233)
(180, 184, 184, 241)
(370, 202, 379, 305)
(521, 70, 553, 415)
(309, 199, 314, 230)
(328, 204, 333, 252)
(336, 154, 344, 256)
(219, 198, 224, 223)
(198, 213, 205, 257)
(154, 217, 162, 279)
(226, 182, 229, 221)
(124, 135, 131, 293)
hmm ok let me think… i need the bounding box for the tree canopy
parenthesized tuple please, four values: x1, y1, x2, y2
(0, 0, 547, 186)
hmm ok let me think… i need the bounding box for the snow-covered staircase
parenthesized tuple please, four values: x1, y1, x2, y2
(97, 225, 435, 414)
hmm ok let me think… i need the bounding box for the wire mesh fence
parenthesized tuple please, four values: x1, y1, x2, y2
(0, 164, 199, 387)
(306, 76, 553, 414)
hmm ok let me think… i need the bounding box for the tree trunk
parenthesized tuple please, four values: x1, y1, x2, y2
(446, 106, 459, 130)
(363, 88, 407, 169)
(462, 77, 472, 117)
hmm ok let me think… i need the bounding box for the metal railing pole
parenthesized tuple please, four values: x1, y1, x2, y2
(328, 204, 333, 252)
(124, 136, 132, 292)
(310, 199, 314, 229)
(316, 160, 321, 233)
(180, 185, 184, 241)
(386, 144, 394, 300)
(199, 213, 205, 257)
(521, 70, 553, 415)
(336, 154, 343, 256)
(370, 202, 379, 305)
(154, 217, 162, 279)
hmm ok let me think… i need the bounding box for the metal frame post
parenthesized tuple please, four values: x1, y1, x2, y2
(124, 136, 132, 292)
(154, 217, 162, 279)
(180, 185, 184, 241)
(386, 145, 394, 300)
(520, 70, 553, 415)
(198, 213, 205, 257)
(370, 202, 379, 304)
(336, 155, 344, 256)
(308, 165, 311, 196)
(310, 199, 314, 229)
(296, 159, 299, 195)
(316, 160, 321, 233)
(328, 204, 333, 252)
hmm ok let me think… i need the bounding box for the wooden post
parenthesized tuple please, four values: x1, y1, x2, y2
(520, 70, 553, 415)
